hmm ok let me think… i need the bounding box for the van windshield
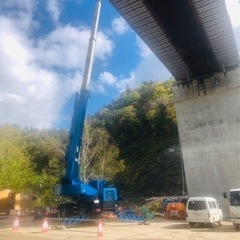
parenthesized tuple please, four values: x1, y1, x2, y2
(188, 200, 206, 210)
(230, 191, 240, 206)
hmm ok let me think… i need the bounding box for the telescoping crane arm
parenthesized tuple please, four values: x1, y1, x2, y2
(58, 0, 102, 195)
(55, 1, 118, 216)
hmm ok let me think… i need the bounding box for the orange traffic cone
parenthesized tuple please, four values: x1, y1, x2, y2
(97, 219, 103, 237)
(42, 217, 48, 233)
(12, 217, 19, 231)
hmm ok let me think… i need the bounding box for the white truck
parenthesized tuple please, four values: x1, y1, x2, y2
(223, 188, 240, 231)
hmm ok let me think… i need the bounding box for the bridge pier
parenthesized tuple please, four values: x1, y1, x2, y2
(173, 67, 240, 216)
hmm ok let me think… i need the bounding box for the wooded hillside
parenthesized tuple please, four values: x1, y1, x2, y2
(0, 80, 186, 208)
(91, 80, 184, 197)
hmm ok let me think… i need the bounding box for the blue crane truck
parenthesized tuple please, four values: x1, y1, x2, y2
(55, 0, 118, 218)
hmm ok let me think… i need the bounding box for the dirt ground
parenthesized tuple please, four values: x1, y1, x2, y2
(0, 215, 239, 240)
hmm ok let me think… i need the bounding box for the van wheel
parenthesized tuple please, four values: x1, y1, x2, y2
(189, 222, 195, 228)
(218, 220, 222, 226)
(211, 223, 216, 228)
(210, 217, 216, 228)
(233, 224, 240, 231)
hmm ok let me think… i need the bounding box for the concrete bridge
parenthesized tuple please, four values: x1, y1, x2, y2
(109, 0, 240, 215)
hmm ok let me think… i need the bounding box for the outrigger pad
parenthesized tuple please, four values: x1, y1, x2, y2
(117, 212, 147, 222)
(62, 215, 86, 225)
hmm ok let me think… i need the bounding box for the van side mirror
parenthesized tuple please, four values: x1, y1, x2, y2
(223, 192, 227, 199)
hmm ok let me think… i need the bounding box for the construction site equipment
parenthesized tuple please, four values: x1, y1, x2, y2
(165, 202, 186, 219)
(117, 210, 146, 222)
(55, 0, 118, 218)
(223, 188, 240, 231)
(0, 190, 32, 215)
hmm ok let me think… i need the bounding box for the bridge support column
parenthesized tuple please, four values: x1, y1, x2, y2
(173, 67, 240, 216)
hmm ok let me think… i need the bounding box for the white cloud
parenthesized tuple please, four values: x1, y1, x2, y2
(114, 51, 171, 93)
(36, 25, 89, 70)
(0, 15, 67, 128)
(35, 25, 113, 70)
(136, 37, 152, 58)
(103, 37, 171, 91)
(115, 72, 137, 92)
(93, 69, 138, 94)
(99, 71, 117, 85)
(0, 2, 114, 128)
(93, 35, 171, 96)
(95, 32, 114, 60)
(225, 0, 240, 49)
(225, 0, 240, 27)
(0, 0, 35, 32)
(111, 17, 129, 35)
(0, 18, 61, 128)
(93, 71, 117, 93)
(46, 0, 62, 24)
(1, 0, 237, 128)
(0, 0, 34, 11)
(134, 37, 172, 82)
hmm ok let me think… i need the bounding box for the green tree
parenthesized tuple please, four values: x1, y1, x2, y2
(93, 128, 124, 181)
(0, 125, 36, 191)
(23, 128, 66, 207)
(80, 121, 100, 182)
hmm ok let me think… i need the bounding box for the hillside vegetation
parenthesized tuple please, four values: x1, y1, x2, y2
(0, 80, 186, 208)
(91, 80, 184, 196)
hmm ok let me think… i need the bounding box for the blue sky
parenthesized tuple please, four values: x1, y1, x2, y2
(0, 0, 239, 129)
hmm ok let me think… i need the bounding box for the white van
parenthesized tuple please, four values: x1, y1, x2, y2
(186, 197, 223, 228)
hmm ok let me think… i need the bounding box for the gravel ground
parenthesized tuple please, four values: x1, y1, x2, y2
(0, 215, 239, 240)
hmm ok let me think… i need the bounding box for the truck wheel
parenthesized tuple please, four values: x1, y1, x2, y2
(60, 206, 67, 218)
(189, 222, 195, 228)
(77, 204, 86, 216)
(233, 224, 240, 231)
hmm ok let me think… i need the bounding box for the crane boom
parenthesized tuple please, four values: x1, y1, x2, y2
(55, 1, 118, 218)
(65, 0, 102, 180)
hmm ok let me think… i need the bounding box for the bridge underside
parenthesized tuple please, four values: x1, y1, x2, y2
(109, 0, 240, 216)
(109, 0, 239, 82)
(143, 0, 219, 79)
